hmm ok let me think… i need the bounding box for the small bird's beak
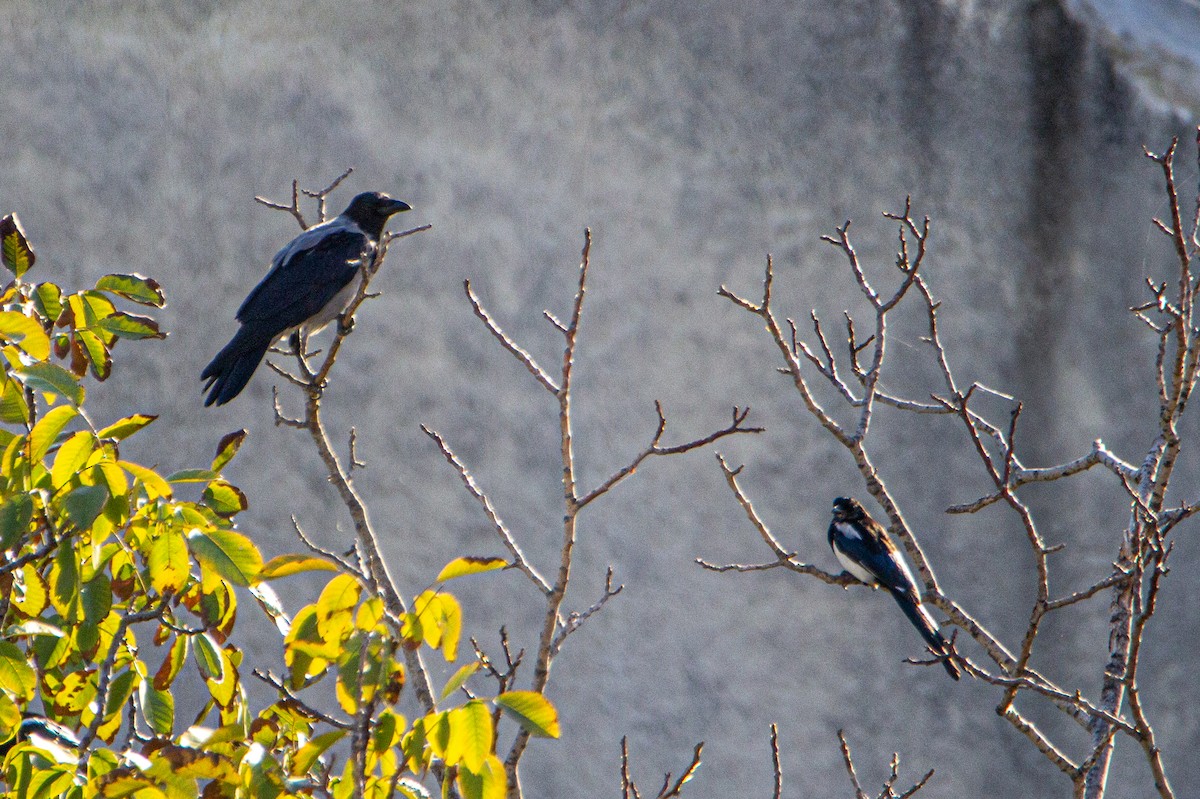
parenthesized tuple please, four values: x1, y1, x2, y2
(385, 198, 412, 215)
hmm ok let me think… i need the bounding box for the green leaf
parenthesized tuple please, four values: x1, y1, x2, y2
(97, 414, 156, 441)
(148, 531, 190, 594)
(0, 311, 50, 360)
(32, 283, 63, 323)
(80, 572, 113, 627)
(0, 691, 20, 742)
(316, 574, 362, 626)
(96, 311, 165, 341)
(437, 556, 508, 582)
(450, 700, 493, 773)
(17, 362, 84, 406)
(0, 377, 29, 424)
(211, 429, 247, 473)
(494, 691, 560, 739)
(259, 554, 339, 580)
(105, 667, 139, 719)
(187, 529, 262, 586)
(202, 480, 247, 517)
(153, 635, 188, 691)
(457, 754, 506, 799)
(0, 642, 36, 701)
(193, 632, 223, 682)
(94, 273, 165, 307)
(293, 729, 346, 774)
(75, 329, 111, 380)
(119, 460, 173, 500)
(50, 544, 82, 619)
(0, 494, 33, 549)
(139, 681, 175, 736)
(0, 214, 35, 277)
(440, 662, 480, 701)
(51, 430, 95, 489)
(64, 484, 108, 529)
(165, 468, 216, 483)
(28, 404, 77, 463)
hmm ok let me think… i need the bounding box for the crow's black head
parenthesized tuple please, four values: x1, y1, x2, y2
(341, 192, 411, 240)
(831, 496, 866, 522)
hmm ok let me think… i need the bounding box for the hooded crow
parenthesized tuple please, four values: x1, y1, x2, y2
(202, 191, 411, 406)
(828, 497, 961, 680)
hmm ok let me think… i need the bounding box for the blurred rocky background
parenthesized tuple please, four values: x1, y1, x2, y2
(2, 0, 1199, 795)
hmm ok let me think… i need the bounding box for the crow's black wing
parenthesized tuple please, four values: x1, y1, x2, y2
(236, 227, 371, 332)
(831, 518, 921, 604)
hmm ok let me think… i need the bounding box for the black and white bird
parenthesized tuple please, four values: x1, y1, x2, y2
(0, 714, 80, 762)
(828, 497, 961, 680)
(201, 191, 411, 406)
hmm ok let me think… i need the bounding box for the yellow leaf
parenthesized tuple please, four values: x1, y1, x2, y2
(436, 556, 508, 582)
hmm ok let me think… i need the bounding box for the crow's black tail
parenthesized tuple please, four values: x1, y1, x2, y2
(201, 327, 271, 407)
(889, 589, 961, 680)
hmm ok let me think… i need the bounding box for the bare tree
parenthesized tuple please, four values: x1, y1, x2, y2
(427, 229, 761, 797)
(705, 133, 1200, 799)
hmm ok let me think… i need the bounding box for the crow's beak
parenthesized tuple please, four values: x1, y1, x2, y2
(385, 198, 412, 216)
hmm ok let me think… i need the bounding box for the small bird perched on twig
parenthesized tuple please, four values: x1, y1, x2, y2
(828, 496, 961, 680)
(202, 191, 411, 406)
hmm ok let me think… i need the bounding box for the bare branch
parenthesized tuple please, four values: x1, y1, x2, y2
(769, 724, 782, 799)
(465, 279, 560, 394)
(837, 730, 869, 799)
(712, 453, 856, 585)
(576, 405, 763, 509)
(551, 567, 623, 654)
(422, 424, 552, 595)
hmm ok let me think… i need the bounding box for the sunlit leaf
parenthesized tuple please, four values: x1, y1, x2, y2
(202, 480, 247, 517)
(17, 362, 84, 406)
(457, 753, 506, 799)
(96, 311, 165, 341)
(316, 574, 362, 628)
(94, 273, 165, 307)
(148, 530, 190, 594)
(140, 681, 175, 736)
(51, 430, 95, 489)
(187, 529, 262, 587)
(440, 663, 480, 701)
(119, 460, 172, 500)
(494, 691, 560, 739)
(11, 564, 48, 617)
(293, 729, 346, 774)
(0, 311, 50, 360)
(32, 283, 62, 323)
(165, 468, 216, 483)
(450, 700, 493, 773)
(0, 375, 29, 424)
(28, 404, 77, 463)
(436, 556, 508, 582)
(259, 554, 338, 580)
(0, 692, 20, 742)
(0, 642, 36, 701)
(49, 544, 81, 620)
(0, 214, 35, 277)
(97, 413, 156, 441)
(75, 329, 111, 380)
(153, 634, 188, 691)
(210, 430, 247, 473)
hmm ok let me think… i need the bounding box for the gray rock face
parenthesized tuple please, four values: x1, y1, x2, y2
(1, 1, 1197, 795)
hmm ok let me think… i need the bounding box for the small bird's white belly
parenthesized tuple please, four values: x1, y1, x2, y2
(833, 522, 877, 584)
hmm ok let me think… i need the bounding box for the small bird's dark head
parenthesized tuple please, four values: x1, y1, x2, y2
(341, 192, 411, 240)
(831, 496, 866, 521)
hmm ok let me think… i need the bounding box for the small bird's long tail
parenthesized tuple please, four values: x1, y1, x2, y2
(889, 589, 961, 680)
(201, 328, 271, 407)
